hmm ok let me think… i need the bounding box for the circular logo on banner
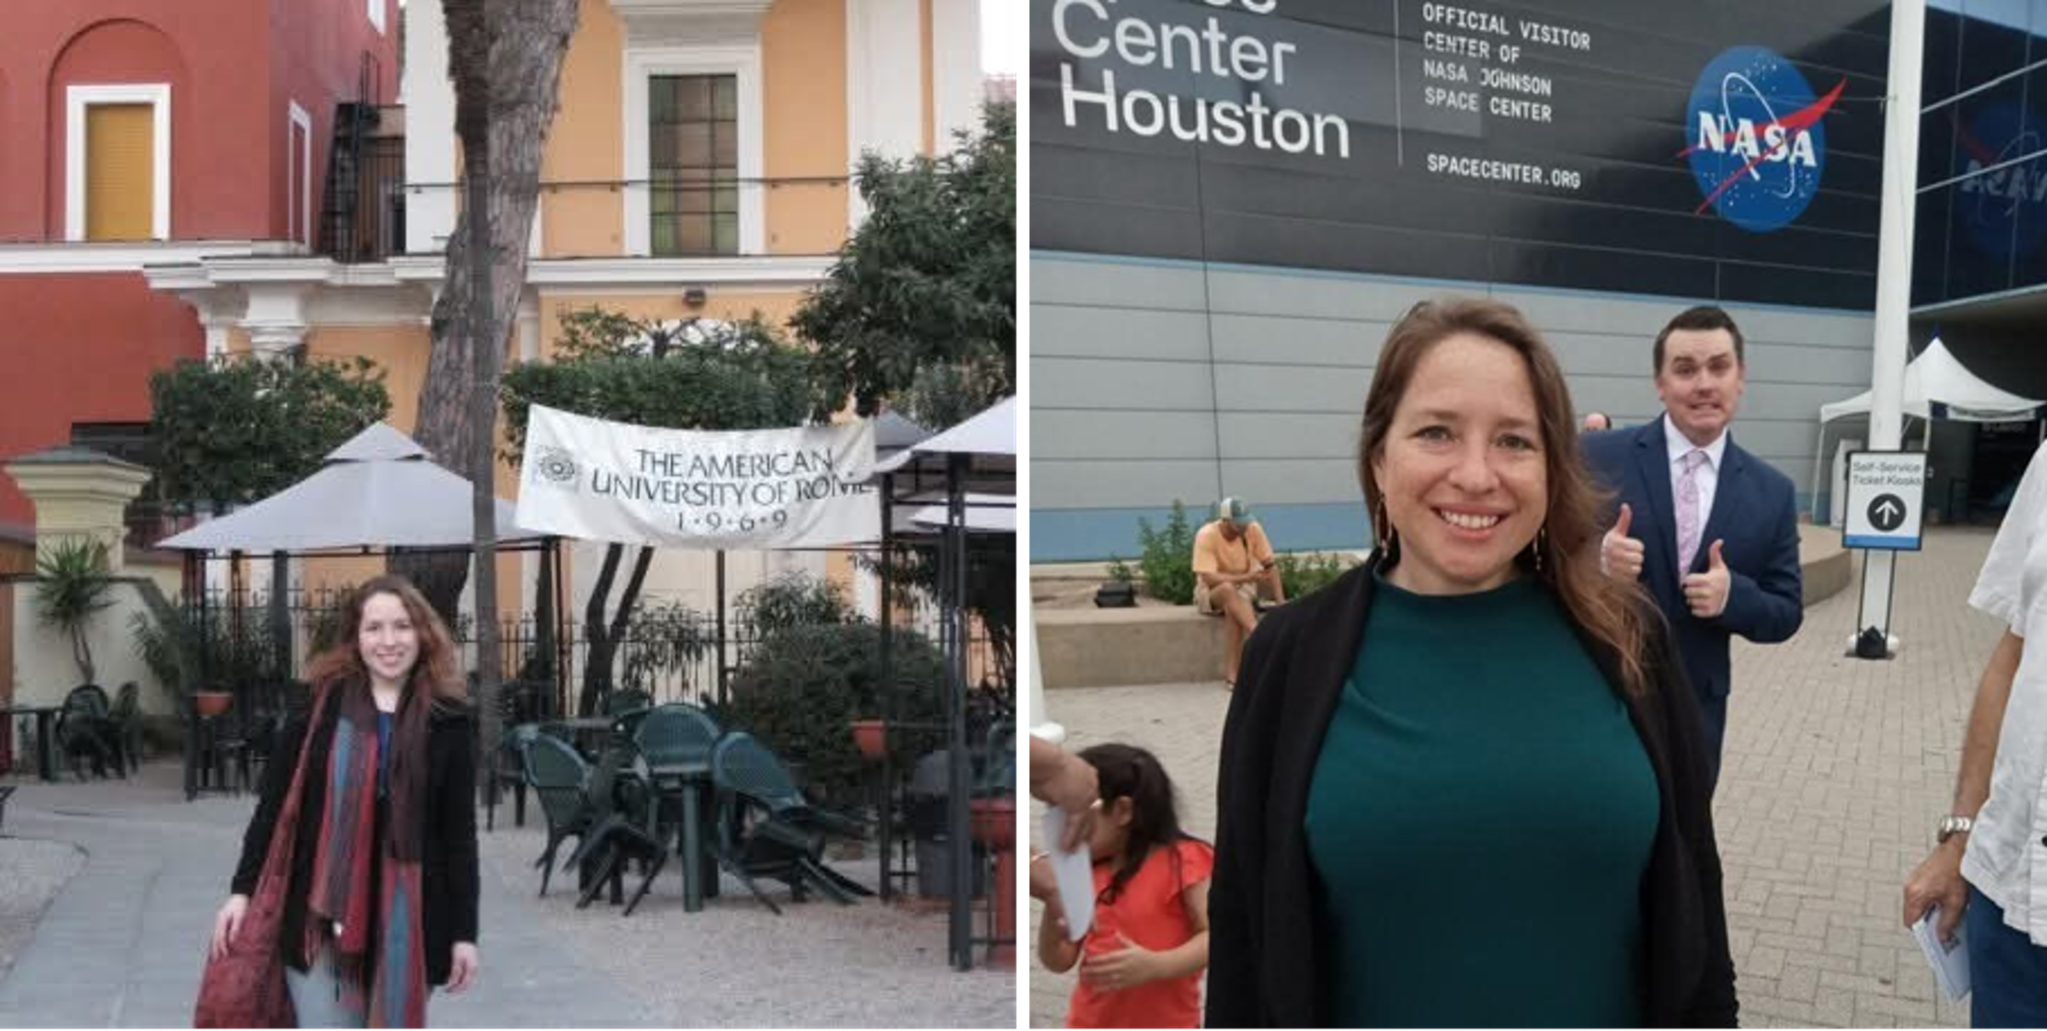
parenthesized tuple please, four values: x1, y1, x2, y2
(1682, 46, 1841, 233)
(535, 446, 579, 486)
(1956, 102, 2047, 258)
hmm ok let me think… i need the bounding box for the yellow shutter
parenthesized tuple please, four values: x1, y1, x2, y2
(86, 104, 154, 241)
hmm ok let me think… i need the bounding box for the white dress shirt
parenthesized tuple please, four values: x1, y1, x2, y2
(1663, 414, 1729, 552)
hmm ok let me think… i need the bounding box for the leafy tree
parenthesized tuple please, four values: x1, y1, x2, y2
(148, 355, 390, 514)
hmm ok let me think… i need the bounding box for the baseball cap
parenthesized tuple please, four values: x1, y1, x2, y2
(1217, 497, 1256, 526)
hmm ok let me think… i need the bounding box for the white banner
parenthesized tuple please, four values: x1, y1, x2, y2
(516, 405, 878, 548)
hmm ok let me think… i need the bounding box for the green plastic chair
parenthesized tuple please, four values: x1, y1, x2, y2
(633, 703, 722, 768)
(522, 734, 599, 898)
(110, 682, 144, 775)
(487, 723, 545, 832)
(709, 732, 872, 914)
(977, 720, 1015, 799)
(58, 684, 121, 780)
(566, 738, 667, 916)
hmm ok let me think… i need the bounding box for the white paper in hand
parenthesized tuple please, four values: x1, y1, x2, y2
(1041, 808, 1094, 941)
(1911, 908, 1971, 1000)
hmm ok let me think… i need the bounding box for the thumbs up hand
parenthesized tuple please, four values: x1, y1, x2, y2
(1682, 539, 1731, 618)
(1602, 503, 1646, 581)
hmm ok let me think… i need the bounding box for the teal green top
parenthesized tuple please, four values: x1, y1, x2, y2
(1304, 570, 1660, 1028)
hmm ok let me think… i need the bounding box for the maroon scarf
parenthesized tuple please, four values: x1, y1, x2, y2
(304, 681, 428, 1027)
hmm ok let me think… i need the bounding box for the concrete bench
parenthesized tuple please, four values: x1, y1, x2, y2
(1037, 526, 1852, 690)
(1035, 605, 1228, 689)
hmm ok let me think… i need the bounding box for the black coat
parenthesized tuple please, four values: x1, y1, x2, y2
(231, 700, 481, 987)
(1205, 561, 1737, 1027)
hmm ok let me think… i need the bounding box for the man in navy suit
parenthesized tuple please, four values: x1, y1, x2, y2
(1583, 305, 1804, 791)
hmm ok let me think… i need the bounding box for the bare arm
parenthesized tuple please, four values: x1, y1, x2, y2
(1030, 737, 1099, 851)
(1198, 570, 1261, 589)
(1077, 878, 1213, 990)
(1903, 629, 2022, 938)
(1144, 878, 1211, 982)
(1954, 629, 2022, 817)
(1037, 895, 1082, 973)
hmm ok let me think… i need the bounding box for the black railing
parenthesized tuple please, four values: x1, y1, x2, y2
(172, 586, 1008, 718)
(320, 129, 405, 264)
(396, 175, 849, 259)
(315, 166, 857, 262)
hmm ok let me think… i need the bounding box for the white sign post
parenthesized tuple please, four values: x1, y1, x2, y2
(1843, 451, 1927, 551)
(1843, 450, 1928, 658)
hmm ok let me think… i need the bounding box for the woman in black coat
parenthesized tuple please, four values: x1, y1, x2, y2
(210, 575, 480, 1027)
(1206, 299, 1735, 1027)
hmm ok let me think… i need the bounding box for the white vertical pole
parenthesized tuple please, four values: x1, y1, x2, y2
(1858, 0, 1925, 652)
(1027, 616, 1063, 743)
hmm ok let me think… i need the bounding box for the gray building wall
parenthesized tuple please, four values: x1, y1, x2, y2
(1032, 252, 1876, 562)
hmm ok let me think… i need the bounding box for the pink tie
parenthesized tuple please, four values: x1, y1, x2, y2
(1676, 449, 1708, 575)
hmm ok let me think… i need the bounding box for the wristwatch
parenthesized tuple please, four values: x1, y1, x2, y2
(1937, 814, 1974, 844)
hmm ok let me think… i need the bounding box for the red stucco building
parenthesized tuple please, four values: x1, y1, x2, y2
(0, 0, 399, 526)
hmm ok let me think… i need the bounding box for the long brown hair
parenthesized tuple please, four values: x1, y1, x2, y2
(304, 576, 466, 857)
(304, 575, 465, 706)
(1357, 298, 1655, 696)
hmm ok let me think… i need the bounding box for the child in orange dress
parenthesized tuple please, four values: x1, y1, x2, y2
(1031, 743, 1212, 1029)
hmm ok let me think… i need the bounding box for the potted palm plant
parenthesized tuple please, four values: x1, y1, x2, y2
(128, 586, 242, 716)
(35, 538, 115, 685)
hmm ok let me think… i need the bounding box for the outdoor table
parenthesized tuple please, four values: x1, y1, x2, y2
(186, 714, 245, 798)
(1, 705, 62, 782)
(558, 716, 619, 758)
(645, 759, 716, 912)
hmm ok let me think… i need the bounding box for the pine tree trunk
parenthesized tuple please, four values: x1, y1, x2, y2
(414, 0, 579, 799)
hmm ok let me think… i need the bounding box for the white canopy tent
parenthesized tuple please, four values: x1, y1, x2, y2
(1817, 337, 2044, 425)
(1811, 338, 2045, 522)
(866, 396, 1015, 971)
(905, 396, 1016, 459)
(158, 422, 546, 553)
(154, 422, 560, 802)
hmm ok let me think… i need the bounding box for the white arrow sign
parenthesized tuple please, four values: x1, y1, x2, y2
(1843, 451, 1926, 551)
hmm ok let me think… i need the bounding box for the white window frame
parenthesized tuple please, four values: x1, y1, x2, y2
(66, 83, 173, 242)
(369, 0, 386, 35)
(288, 101, 313, 247)
(622, 45, 764, 258)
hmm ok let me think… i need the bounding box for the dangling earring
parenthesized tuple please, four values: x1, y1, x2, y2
(1375, 498, 1399, 563)
(1531, 525, 1548, 575)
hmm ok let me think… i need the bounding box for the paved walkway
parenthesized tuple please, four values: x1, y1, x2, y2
(1030, 526, 2003, 1028)
(0, 759, 1018, 1028)
(0, 761, 649, 1027)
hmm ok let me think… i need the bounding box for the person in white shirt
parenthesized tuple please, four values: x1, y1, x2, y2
(1904, 439, 2047, 1026)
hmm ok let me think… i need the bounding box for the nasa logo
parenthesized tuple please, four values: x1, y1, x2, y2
(1679, 46, 1845, 233)
(1955, 102, 2047, 258)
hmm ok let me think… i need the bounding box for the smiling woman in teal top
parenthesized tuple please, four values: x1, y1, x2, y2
(1205, 299, 1736, 1028)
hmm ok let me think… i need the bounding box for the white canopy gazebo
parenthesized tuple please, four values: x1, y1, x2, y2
(154, 422, 562, 801)
(157, 422, 545, 553)
(1811, 338, 2045, 522)
(866, 396, 1015, 970)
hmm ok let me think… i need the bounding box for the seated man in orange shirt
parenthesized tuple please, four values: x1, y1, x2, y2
(1192, 497, 1285, 687)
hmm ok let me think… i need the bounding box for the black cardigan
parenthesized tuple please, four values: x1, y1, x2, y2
(1205, 561, 1737, 1027)
(231, 701, 481, 987)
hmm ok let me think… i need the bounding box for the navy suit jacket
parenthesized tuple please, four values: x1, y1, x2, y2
(1582, 418, 1804, 705)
